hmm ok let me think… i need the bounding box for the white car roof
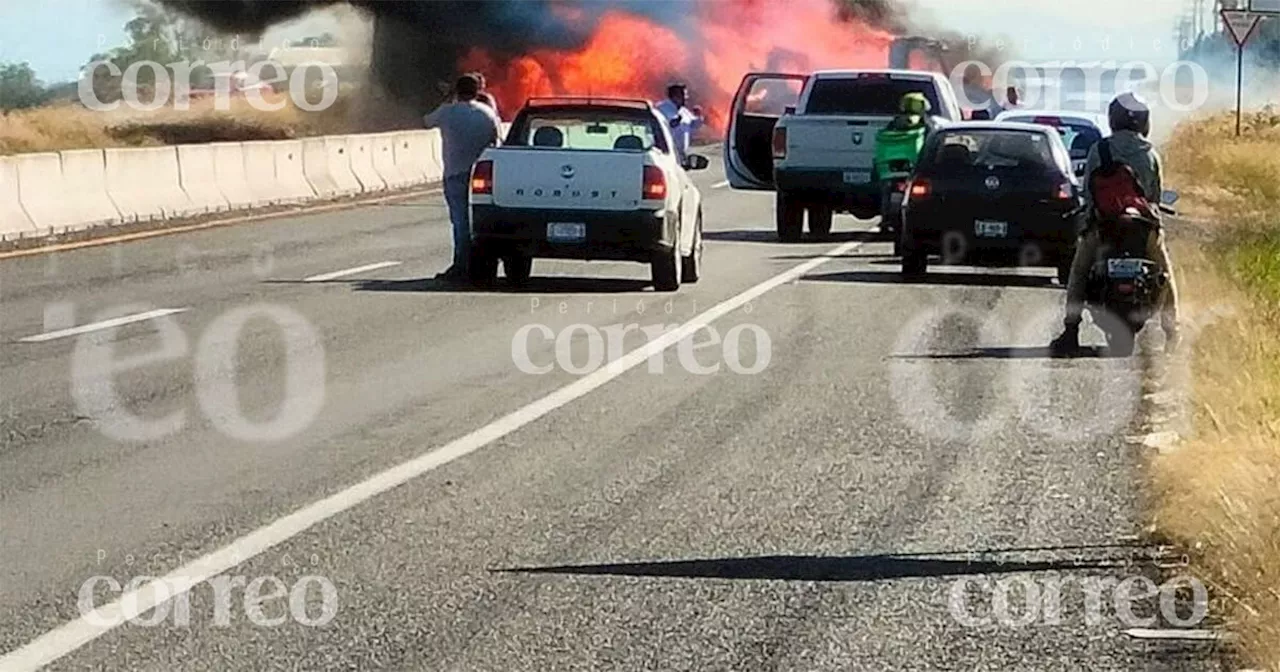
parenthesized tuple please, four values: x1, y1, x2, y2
(810, 69, 942, 81)
(995, 109, 1107, 127)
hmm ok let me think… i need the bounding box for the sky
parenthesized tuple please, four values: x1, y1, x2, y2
(0, 0, 348, 83)
(912, 0, 1192, 65)
(1, 0, 1196, 84)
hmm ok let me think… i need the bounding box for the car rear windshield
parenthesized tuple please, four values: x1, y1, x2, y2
(803, 77, 942, 116)
(1001, 117, 1103, 158)
(508, 109, 667, 152)
(922, 130, 1057, 171)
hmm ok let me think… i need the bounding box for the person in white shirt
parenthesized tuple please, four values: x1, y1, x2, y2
(423, 74, 502, 280)
(654, 83, 703, 165)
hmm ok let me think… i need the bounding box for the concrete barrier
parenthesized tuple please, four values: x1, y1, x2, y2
(274, 141, 316, 204)
(302, 138, 339, 197)
(422, 130, 443, 182)
(177, 145, 229, 214)
(324, 136, 361, 196)
(243, 141, 281, 206)
(212, 143, 255, 209)
(61, 150, 122, 226)
(16, 153, 80, 230)
(0, 157, 37, 237)
(392, 132, 426, 184)
(346, 135, 385, 193)
(105, 147, 196, 221)
(372, 134, 410, 189)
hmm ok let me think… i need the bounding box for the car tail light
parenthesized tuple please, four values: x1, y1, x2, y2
(643, 165, 667, 200)
(908, 179, 931, 199)
(772, 127, 787, 159)
(471, 160, 494, 195)
(1034, 116, 1063, 126)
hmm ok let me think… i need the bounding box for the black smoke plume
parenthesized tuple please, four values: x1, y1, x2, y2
(157, 1, 913, 111)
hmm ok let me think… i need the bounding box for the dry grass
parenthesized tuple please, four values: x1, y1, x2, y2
(0, 92, 369, 156)
(1153, 109, 1280, 671)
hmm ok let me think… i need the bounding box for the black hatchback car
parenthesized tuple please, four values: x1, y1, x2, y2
(898, 122, 1084, 283)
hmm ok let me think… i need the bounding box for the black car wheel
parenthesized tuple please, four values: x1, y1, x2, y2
(776, 191, 804, 243)
(652, 244, 680, 292)
(681, 212, 703, 284)
(850, 204, 880, 221)
(808, 204, 833, 238)
(503, 254, 533, 286)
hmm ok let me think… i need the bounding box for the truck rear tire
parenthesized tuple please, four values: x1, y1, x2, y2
(808, 205, 833, 238)
(680, 213, 703, 284)
(468, 246, 499, 286)
(503, 254, 533, 286)
(776, 191, 804, 243)
(652, 245, 680, 292)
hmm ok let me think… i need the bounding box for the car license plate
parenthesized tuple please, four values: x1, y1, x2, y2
(974, 220, 1008, 238)
(1107, 258, 1144, 279)
(843, 171, 870, 185)
(547, 222, 586, 243)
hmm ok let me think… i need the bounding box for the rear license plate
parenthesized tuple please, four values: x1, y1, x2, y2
(1107, 258, 1144, 278)
(974, 220, 1008, 238)
(843, 171, 870, 185)
(547, 222, 586, 243)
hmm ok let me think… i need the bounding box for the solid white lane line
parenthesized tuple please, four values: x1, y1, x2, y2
(711, 180, 730, 189)
(0, 239, 860, 671)
(304, 261, 402, 282)
(18, 308, 189, 343)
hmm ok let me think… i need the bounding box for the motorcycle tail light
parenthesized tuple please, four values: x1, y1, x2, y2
(1117, 283, 1135, 294)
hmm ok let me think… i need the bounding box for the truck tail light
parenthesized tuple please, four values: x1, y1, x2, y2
(772, 127, 787, 159)
(643, 165, 667, 200)
(471, 160, 494, 195)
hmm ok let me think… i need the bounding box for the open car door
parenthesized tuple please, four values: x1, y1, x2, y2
(724, 73, 806, 190)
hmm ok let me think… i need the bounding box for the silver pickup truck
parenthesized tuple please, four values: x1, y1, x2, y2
(724, 70, 963, 242)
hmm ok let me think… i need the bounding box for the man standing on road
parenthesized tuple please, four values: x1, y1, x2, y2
(423, 73, 502, 281)
(654, 83, 704, 166)
(471, 71, 500, 119)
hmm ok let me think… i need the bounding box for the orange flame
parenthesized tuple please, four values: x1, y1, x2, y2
(462, 0, 896, 134)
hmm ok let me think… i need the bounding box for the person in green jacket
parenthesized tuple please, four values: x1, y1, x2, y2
(875, 93, 933, 232)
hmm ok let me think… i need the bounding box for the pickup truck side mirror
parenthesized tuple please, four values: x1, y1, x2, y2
(783, 106, 796, 116)
(684, 154, 710, 171)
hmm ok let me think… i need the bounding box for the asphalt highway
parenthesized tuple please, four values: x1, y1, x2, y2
(0, 158, 1225, 670)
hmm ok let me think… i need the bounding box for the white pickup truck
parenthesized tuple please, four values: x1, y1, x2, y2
(469, 97, 708, 291)
(724, 70, 964, 241)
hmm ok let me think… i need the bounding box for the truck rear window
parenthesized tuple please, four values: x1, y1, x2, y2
(508, 110, 666, 152)
(804, 77, 943, 116)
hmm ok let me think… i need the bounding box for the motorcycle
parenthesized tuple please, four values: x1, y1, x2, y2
(1083, 189, 1179, 356)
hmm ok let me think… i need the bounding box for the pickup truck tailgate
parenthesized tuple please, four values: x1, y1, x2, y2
(492, 149, 645, 211)
(786, 116, 893, 170)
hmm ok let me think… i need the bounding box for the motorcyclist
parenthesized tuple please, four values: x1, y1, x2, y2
(1050, 92, 1180, 354)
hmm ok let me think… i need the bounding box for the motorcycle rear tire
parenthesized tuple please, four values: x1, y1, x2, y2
(1106, 323, 1137, 357)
